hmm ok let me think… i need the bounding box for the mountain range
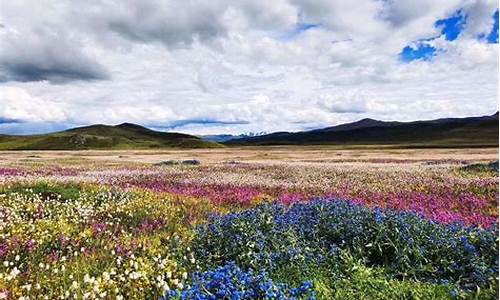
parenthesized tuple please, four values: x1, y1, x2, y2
(0, 113, 497, 150)
(200, 132, 267, 142)
(224, 112, 499, 147)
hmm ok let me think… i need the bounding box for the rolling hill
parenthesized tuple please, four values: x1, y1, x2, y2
(225, 112, 499, 147)
(0, 123, 222, 150)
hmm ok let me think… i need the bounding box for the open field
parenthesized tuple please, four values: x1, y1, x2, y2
(0, 147, 497, 299)
(0, 146, 498, 165)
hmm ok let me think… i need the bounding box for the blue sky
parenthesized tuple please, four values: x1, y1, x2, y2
(0, 1, 498, 135)
(486, 10, 499, 42)
(401, 8, 498, 62)
(279, 22, 322, 41)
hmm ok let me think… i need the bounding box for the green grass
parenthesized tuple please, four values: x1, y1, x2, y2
(268, 255, 455, 300)
(268, 252, 498, 300)
(3, 182, 83, 201)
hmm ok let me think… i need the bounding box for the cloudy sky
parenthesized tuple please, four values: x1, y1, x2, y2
(0, 0, 498, 135)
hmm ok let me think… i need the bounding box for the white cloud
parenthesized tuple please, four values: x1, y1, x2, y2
(0, 86, 67, 122)
(0, 0, 497, 135)
(461, 0, 498, 38)
(0, 1, 109, 83)
(317, 91, 372, 113)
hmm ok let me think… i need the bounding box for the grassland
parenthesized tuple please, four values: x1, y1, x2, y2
(0, 146, 497, 166)
(0, 147, 497, 299)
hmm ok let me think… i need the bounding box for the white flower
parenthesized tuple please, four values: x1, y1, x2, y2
(83, 274, 93, 284)
(103, 271, 110, 281)
(14, 255, 20, 261)
(129, 271, 140, 280)
(9, 267, 20, 279)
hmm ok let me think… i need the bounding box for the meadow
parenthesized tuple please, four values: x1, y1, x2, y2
(0, 147, 497, 299)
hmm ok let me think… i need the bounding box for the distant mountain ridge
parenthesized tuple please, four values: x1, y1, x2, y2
(225, 112, 499, 147)
(0, 123, 222, 150)
(1, 113, 497, 150)
(200, 132, 267, 142)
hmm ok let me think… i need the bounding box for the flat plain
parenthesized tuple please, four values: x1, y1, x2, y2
(1, 146, 498, 165)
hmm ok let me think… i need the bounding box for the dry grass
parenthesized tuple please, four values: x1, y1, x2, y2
(0, 146, 497, 167)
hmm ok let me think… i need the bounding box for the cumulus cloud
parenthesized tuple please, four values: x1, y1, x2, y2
(0, 28, 110, 83)
(105, 1, 227, 48)
(0, 0, 497, 135)
(317, 91, 371, 114)
(0, 1, 110, 83)
(461, 0, 498, 38)
(0, 86, 67, 122)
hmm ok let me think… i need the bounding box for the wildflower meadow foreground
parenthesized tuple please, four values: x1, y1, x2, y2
(0, 150, 497, 299)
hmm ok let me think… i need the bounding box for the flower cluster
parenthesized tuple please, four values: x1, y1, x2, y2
(2, 161, 498, 227)
(192, 200, 499, 290)
(163, 262, 315, 300)
(0, 185, 213, 299)
(0, 157, 497, 298)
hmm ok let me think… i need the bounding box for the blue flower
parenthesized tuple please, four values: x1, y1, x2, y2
(162, 262, 315, 299)
(192, 199, 498, 291)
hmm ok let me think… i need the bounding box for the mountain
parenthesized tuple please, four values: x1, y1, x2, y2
(199, 134, 241, 143)
(225, 112, 499, 147)
(0, 123, 222, 150)
(310, 118, 400, 133)
(200, 132, 267, 142)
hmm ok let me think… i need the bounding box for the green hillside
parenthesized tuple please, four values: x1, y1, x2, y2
(0, 123, 223, 150)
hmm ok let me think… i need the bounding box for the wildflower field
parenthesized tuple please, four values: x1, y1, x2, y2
(0, 148, 497, 299)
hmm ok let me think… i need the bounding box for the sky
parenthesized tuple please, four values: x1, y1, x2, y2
(0, 0, 498, 135)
